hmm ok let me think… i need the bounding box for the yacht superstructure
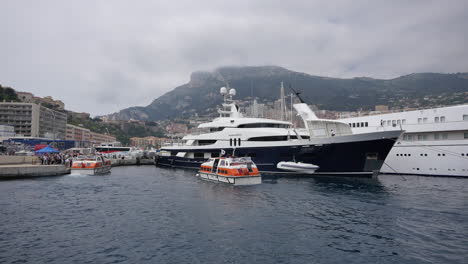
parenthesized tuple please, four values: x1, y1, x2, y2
(339, 104, 468, 177)
(156, 86, 402, 176)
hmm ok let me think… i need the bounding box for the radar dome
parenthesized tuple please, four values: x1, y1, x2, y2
(229, 88, 236, 96)
(220, 87, 227, 95)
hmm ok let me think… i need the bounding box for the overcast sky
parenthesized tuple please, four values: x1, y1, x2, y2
(1, 0, 467, 116)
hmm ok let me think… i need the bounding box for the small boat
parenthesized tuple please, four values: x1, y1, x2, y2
(277, 161, 319, 174)
(197, 157, 261, 185)
(71, 155, 112, 175)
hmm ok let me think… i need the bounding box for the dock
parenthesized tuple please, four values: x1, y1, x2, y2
(0, 164, 70, 179)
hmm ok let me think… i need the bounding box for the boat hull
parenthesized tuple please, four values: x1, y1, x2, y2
(157, 131, 401, 177)
(71, 165, 111, 175)
(197, 172, 261, 185)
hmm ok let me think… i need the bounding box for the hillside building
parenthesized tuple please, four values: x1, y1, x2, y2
(0, 102, 67, 139)
(90, 131, 116, 145)
(130, 136, 169, 148)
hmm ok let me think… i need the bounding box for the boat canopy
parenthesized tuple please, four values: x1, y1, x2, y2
(294, 103, 352, 138)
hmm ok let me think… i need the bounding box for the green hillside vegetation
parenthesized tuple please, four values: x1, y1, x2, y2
(67, 116, 165, 145)
(107, 67, 468, 121)
(0, 85, 19, 102)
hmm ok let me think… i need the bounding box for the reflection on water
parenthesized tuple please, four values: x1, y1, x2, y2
(0, 166, 467, 264)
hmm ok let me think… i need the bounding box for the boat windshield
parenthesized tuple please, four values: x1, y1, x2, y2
(75, 155, 98, 161)
(229, 157, 252, 165)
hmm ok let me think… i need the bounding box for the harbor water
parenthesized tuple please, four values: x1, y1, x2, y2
(1, 167, 467, 264)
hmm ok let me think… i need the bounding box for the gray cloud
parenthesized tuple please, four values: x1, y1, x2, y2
(1, 0, 467, 116)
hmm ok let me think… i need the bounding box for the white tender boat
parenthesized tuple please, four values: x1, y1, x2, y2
(71, 155, 112, 175)
(277, 161, 319, 174)
(197, 157, 261, 185)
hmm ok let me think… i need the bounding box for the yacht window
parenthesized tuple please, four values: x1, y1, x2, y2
(219, 160, 225, 166)
(417, 118, 422, 124)
(209, 127, 225, 132)
(423, 118, 428, 123)
(194, 153, 205, 158)
(365, 122, 369, 127)
(392, 120, 396, 126)
(417, 135, 423, 141)
(361, 122, 365, 127)
(229, 138, 233, 146)
(349, 123, 352, 127)
(463, 115, 468, 121)
(464, 132, 468, 139)
(422, 135, 428, 140)
(237, 123, 290, 128)
(387, 120, 391, 126)
(248, 136, 289, 141)
(435, 117, 440, 123)
(356, 123, 360, 128)
(380, 120, 384, 126)
(442, 133, 448, 140)
(440, 116, 446, 122)
(198, 140, 217, 145)
(402, 119, 406, 125)
(352, 123, 356, 128)
(434, 133, 440, 140)
(397, 120, 401, 125)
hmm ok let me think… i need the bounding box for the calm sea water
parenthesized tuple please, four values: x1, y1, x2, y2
(1, 167, 467, 264)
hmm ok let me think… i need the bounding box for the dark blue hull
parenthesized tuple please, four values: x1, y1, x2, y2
(156, 136, 398, 177)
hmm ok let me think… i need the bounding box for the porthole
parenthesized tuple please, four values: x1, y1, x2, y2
(396, 154, 399, 156)
(425, 154, 428, 156)
(417, 168, 420, 170)
(442, 154, 445, 156)
(438, 154, 441, 156)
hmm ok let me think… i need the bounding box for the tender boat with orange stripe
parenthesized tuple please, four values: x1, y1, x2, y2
(71, 155, 112, 175)
(197, 157, 261, 185)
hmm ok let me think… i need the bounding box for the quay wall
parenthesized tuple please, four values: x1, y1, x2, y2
(0, 165, 70, 179)
(0, 156, 39, 165)
(111, 158, 155, 167)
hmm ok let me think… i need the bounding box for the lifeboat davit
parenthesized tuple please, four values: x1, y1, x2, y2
(276, 161, 319, 174)
(197, 157, 261, 185)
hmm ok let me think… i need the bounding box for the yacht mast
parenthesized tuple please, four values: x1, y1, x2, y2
(280, 82, 287, 120)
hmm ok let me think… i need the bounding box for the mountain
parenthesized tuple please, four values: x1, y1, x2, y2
(105, 66, 468, 121)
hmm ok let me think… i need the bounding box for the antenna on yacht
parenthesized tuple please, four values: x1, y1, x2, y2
(218, 84, 241, 118)
(280, 82, 286, 120)
(220, 86, 228, 101)
(289, 85, 306, 103)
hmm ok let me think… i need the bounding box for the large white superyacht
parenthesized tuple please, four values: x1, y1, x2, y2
(339, 104, 468, 177)
(156, 87, 402, 176)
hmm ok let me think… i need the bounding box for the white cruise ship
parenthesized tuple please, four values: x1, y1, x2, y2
(339, 104, 468, 177)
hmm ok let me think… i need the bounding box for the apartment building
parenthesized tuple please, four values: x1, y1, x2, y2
(0, 102, 67, 139)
